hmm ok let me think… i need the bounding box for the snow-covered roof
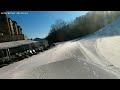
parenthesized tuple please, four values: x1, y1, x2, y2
(0, 40, 39, 49)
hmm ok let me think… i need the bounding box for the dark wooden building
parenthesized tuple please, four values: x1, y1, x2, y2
(0, 13, 25, 42)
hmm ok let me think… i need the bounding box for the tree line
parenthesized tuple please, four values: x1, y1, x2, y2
(45, 11, 120, 45)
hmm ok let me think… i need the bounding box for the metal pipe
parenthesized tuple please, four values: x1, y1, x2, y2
(6, 49, 10, 61)
(8, 48, 10, 59)
(6, 49, 9, 61)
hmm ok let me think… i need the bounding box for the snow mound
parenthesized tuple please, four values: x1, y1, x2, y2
(94, 17, 120, 37)
(77, 16, 120, 70)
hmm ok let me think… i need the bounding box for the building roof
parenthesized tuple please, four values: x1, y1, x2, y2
(0, 40, 39, 49)
(12, 21, 17, 24)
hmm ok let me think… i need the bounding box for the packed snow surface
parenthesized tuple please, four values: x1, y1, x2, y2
(1, 18, 120, 79)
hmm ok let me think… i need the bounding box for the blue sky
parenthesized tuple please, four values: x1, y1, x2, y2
(7, 11, 89, 39)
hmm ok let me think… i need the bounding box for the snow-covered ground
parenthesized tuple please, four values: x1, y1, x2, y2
(1, 17, 120, 79)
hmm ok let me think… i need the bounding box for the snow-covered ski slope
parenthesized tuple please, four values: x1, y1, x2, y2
(1, 17, 120, 79)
